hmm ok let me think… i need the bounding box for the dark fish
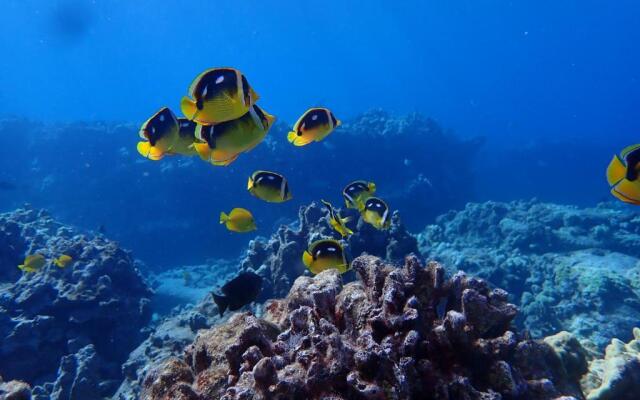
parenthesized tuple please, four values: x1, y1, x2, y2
(212, 271, 262, 316)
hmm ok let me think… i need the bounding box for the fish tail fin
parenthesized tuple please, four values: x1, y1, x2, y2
(137, 142, 164, 160)
(17, 264, 25, 271)
(53, 260, 62, 268)
(247, 176, 254, 190)
(212, 293, 228, 316)
(180, 96, 197, 120)
(355, 198, 366, 212)
(265, 112, 276, 127)
(341, 216, 352, 224)
(368, 182, 377, 193)
(607, 155, 627, 186)
(220, 212, 229, 224)
(287, 131, 297, 143)
(336, 119, 342, 127)
(302, 251, 313, 268)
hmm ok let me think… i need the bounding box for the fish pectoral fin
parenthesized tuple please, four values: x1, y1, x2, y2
(137, 142, 164, 160)
(302, 251, 313, 268)
(180, 96, 198, 120)
(607, 155, 627, 186)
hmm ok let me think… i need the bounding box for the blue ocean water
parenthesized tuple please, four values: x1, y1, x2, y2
(0, 0, 638, 266)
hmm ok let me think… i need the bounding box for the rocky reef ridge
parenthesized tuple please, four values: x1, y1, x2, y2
(0, 207, 152, 399)
(142, 254, 588, 399)
(420, 200, 640, 349)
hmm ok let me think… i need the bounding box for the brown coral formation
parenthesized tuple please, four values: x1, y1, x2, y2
(142, 254, 584, 399)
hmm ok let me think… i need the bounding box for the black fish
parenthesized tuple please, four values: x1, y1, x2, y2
(212, 271, 262, 316)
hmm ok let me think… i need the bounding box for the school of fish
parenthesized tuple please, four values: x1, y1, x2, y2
(18, 66, 639, 315)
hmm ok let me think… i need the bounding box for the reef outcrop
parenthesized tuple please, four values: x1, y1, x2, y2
(580, 327, 640, 400)
(240, 201, 418, 299)
(0, 207, 153, 399)
(419, 200, 640, 348)
(142, 254, 584, 400)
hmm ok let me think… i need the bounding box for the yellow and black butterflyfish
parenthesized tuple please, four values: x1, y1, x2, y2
(342, 180, 376, 210)
(247, 171, 292, 203)
(287, 107, 340, 146)
(358, 197, 391, 230)
(320, 199, 353, 237)
(137, 107, 180, 161)
(302, 239, 350, 274)
(193, 105, 275, 166)
(181, 67, 259, 125)
(607, 144, 640, 205)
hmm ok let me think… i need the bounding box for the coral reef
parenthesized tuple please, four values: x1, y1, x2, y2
(141, 254, 584, 400)
(419, 200, 640, 348)
(580, 327, 640, 400)
(0, 206, 152, 399)
(240, 201, 418, 299)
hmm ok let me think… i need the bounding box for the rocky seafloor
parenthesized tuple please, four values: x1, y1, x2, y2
(1, 200, 639, 400)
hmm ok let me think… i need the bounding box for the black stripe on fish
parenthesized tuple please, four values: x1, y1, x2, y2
(195, 68, 238, 100)
(253, 172, 285, 191)
(625, 147, 640, 181)
(301, 109, 330, 131)
(311, 240, 345, 261)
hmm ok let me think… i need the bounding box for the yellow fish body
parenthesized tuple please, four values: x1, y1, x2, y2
(343, 180, 376, 210)
(302, 239, 350, 275)
(359, 197, 391, 230)
(181, 67, 259, 125)
(54, 255, 73, 268)
(18, 254, 46, 273)
(220, 208, 257, 233)
(287, 108, 340, 146)
(321, 200, 353, 237)
(194, 105, 275, 166)
(247, 171, 292, 203)
(137, 107, 180, 161)
(607, 144, 640, 205)
(166, 118, 199, 157)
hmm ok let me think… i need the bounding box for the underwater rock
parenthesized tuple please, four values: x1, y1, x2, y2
(240, 201, 418, 299)
(419, 199, 640, 348)
(0, 378, 32, 400)
(580, 327, 640, 400)
(0, 207, 152, 398)
(141, 254, 584, 399)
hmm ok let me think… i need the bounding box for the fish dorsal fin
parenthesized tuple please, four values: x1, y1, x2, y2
(621, 144, 640, 159)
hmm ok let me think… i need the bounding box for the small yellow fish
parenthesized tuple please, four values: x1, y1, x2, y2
(287, 108, 341, 146)
(18, 254, 46, 273)
(302, 239, 350, 275)
(181, 67, 259, 125)
(137, 107, 180, 161)
(193, 105, 275, 166)
(53, 255, 73, 268)
(607, 144, 640, 205)
(343, 180, 376, 210)
(247, 171, 292, 203)
(358, 197, 391, 230)
(220, 208, 257, 233)
(321, 200, 353, 237)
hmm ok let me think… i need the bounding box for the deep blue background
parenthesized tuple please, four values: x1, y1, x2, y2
(0, 1, 638, 267)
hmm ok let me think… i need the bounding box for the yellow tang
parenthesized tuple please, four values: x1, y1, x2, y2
(607, 144, 640, 205)
(287, 108, 341, 146)
(359, 197, 391, 230)
(342, 180, 376, 210)
(54, 255, 73, 268)
(321, 200, 353, 237)
(137, 107, 180, 161)
(181, 67, 259, 125)
(193, 105, 275, 166)
(302, 239, 350, 275)
(18, 254, 46, 273)
(247, 171, 292, 203)
(220, 208, 257, 233)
